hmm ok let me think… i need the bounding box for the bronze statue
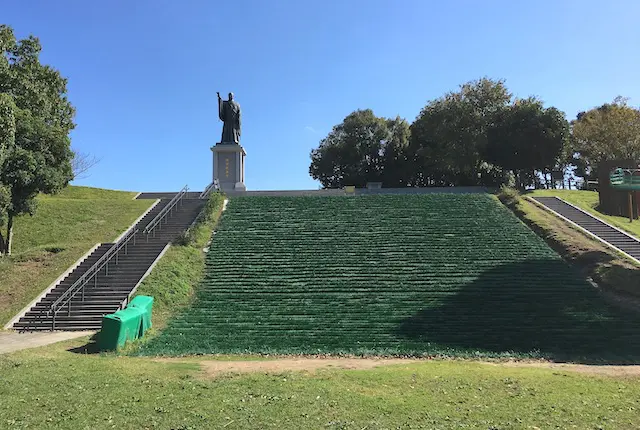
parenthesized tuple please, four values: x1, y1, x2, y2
(217, 91, 241, 144)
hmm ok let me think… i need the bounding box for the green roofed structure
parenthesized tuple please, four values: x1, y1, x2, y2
(610, 168, 640, 190)
(610, 168, 640, 221)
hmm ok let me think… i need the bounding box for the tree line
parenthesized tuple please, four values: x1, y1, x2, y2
(310, 78, 640, 190)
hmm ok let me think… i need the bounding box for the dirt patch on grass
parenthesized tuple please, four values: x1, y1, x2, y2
(157, 358, 418, 376)
(155, 356, 640, 378)
(489, 361, 640, 377)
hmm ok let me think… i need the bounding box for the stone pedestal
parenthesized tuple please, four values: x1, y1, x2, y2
(211, 143, 246, 192)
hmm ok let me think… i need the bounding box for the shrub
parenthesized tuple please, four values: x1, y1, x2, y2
(497, 185, 520, 208)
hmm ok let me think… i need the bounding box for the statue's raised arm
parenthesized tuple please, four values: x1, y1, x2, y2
(217, 92, 223, 122)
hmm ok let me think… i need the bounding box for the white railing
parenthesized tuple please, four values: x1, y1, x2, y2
(199, 179, 219, 199)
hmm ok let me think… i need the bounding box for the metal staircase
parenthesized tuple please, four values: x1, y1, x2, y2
(12, 188, 205, 331)
(532, 196, 640, 264)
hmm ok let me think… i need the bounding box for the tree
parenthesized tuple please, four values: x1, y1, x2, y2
(485, 98, 570, 189)
(71, 149, 100, 180)
(0, 25, 75, 255)
(571, 96, 640, 181)
(0, 93, 14, 252)
(409, 78, 512, 186)
(309, 109, 410, 188)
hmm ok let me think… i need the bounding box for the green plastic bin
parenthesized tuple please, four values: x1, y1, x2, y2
(128, 295, 154, 335)
(98, 307, 144, 351)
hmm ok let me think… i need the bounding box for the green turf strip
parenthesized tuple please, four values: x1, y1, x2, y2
(137, 194, 640, 361)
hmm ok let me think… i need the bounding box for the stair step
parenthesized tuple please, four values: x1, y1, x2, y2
(41, 294, 133, 300)
(25, 311, 116, 318)
(29, 309, 118, 315)
(23, 313, 112, 320)
(15, 319, 104, 326)
(43, 292, 134, 301)
(15, 324, 103, 331)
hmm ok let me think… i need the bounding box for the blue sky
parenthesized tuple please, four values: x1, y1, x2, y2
(4, 0, 640, 192)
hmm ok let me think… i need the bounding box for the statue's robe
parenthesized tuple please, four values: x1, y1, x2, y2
(219, 100, 241, 144)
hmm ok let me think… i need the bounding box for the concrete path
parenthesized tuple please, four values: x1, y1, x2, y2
(0, 330, 95, 354)
(136, 187, 492, 199)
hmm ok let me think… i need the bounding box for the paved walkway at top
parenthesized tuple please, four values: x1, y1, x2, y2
(138, 187, 491, 199)
(230, 187, 491, 197)
(136, 191, 202, 200)
(0, 330, 95, 355)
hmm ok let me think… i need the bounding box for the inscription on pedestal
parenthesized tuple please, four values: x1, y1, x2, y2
(211, 144, 246, 192)
(217, 153, 237, 182)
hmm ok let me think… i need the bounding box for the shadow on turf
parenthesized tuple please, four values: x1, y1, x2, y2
(67, 333, 101, 354)
(397, 258, 640, 364)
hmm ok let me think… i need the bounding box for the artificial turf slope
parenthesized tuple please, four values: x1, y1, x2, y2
(139, 194, 640, 360)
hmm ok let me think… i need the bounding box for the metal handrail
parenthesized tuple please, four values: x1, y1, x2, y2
(142, 185, 188, 237)
(23, 185, 189, 331)
(28, 226, 140, 330)
(199, 180, 219, 200)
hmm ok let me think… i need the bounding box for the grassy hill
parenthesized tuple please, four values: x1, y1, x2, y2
(0, 186, 153, 326)
(138, 194, 640, 360)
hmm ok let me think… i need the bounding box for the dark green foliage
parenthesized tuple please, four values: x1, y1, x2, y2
(138, 194, 640, 361)
(0, 25, 75, 254)
(571, 96, 640, 181)
(486, 98, 570, 189)
(497, 185, 520, 209)
(0, 93, 15, 160)
(309, 110, 411, 188)
(309, 78, 577, 189)
(0, 94, 14, 228)
(409, 78, 512, 186)
(0, 26, 75, 132)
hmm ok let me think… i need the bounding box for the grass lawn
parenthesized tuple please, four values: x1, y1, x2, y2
(528, 189, 640, 239)
(1, 338, 640, 429)
(138, 194, 640, 361)
(0, 186, 153, 326)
